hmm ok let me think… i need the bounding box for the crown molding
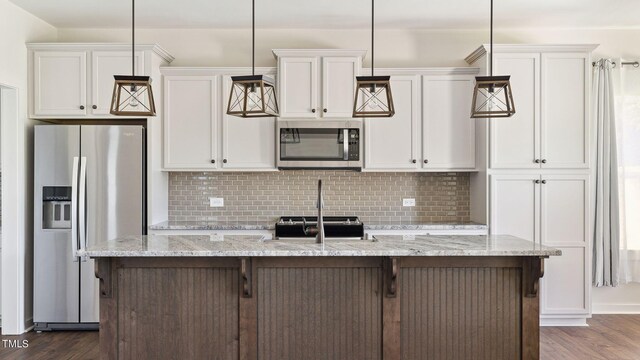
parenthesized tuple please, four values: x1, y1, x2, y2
(272, 49, 367, 59)
(26, 43, 175, 63)
(465, 44, 599, 64)
(160, 67, 276, 76)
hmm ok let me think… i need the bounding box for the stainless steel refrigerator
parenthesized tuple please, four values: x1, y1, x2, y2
(34, 125, 145, 331)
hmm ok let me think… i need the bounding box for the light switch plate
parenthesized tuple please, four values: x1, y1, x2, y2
(209, 197, 224, 207)
(402, 198, 416, 207)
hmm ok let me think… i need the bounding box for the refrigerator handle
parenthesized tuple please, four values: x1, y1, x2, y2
(78, 156, 87, 260)
(71, 157, 80, 262)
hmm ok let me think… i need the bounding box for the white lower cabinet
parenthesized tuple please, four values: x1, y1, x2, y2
(490, 173, 590, 324)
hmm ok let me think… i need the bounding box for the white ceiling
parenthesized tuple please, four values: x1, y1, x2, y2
(9, 0, 640, 29)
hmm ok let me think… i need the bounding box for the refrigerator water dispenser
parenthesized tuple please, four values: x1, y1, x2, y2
(42, 186, 72, 229)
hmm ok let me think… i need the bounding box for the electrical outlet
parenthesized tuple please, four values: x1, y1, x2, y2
(209, 197, 224, 207)
(402, 198, 416, 207)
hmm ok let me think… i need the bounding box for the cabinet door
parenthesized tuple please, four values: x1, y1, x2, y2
(490, 174, 540, 244)
(33, 51, 87, 116)
(321, 57, 359, 118)
(541, 53, 589, 168)
(221, 75, 276, 170)
(422, 75, 476, 169)
(539, 174, 589, 315)
(163, 76, 218, 169)
(364, 75, 419, 170)
(278, 57, 318, 118)
(490, 53, 540, 169)
(91, 51, 144, 115)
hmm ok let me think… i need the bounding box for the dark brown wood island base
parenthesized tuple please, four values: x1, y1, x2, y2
(95, 255, 546, 360)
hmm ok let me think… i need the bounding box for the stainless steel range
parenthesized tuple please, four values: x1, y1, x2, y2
(275, 216, 364, 239)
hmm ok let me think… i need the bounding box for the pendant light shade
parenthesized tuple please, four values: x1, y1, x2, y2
(227, 75, 279, 117)
(227, 0, 279, 118)
(353, 76, 395, 117)
(470, 75, 515, 118)
(352, 0, 394, 118)
(110, 0, 156, 117)
(470, 0, 515, 119)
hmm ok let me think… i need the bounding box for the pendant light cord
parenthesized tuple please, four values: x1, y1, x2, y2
(252, 0, 255, 76)
(371, 0, 374, 77)
(132, 0, 135, 77)
(489, 0, 493, 77)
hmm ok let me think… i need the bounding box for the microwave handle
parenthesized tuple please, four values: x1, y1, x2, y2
(343, 129, 349, 160)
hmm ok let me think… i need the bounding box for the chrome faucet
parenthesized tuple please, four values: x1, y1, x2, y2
(302, 179, 325, 244)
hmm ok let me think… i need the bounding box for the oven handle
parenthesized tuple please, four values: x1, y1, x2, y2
(343, 129, 349, 161)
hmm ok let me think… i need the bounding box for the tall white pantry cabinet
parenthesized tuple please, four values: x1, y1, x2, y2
(467, 44, 597, 326)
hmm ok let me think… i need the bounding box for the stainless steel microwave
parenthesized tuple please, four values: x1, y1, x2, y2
(277, 121, 362, 169)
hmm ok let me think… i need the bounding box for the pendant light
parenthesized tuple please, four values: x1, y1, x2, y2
(352, 0, 395, 118)
(110, 0, 156, 116)
(227, 0, 279, 118)
(470, 0, 515, 118)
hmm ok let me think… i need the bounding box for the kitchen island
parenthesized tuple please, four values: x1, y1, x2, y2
(82, 234, 560, 360)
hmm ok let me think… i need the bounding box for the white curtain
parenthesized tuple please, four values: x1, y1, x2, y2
(612, 59, 640, 284)
(593, 59, 620, 287)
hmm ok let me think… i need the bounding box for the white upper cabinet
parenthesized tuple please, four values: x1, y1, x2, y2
(422, 74, 476, 170)
(91, 51, 144, 115)
(364, 75, 419, 170)
(28, 44, 173, 119)
(541, 53, 589, 168)
(479, 48, 591, 170)
(163, 76, 218, 170)
(278, 57, 318, 118)
(221, 75, 276, 170)
(274, 50, 365, 119)
(491, 53, 541, 169)
(33, 51, 87, 116)
(322, 57, 360, 118)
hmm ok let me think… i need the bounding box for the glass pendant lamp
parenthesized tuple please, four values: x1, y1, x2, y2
(470, 0, 515, 118)
(227, 0, 279, 118)
(352, 0, 395, 118)
(110, 0, 156, 116)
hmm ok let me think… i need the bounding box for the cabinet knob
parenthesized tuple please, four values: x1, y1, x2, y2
(541, 159, 547, 164)
(223, 159, 228, 164)
(92, 105, 97, 110)
(311, 109, 316, 113)
(323, 108, 328, 113)
(211, 159, 215, 164)
(534, 179, 541, 184)
(541, 180, 547, 184)
(424, 159, 428, 164)
(534, 159, 541, 163)
(412, 159, 417, 164)
(79, 105, 85, 110)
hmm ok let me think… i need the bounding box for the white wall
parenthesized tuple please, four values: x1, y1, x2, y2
(0, 0, 57, 334)
(57, 27, 640, 68)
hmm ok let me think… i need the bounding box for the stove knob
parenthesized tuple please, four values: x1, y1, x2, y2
(346, 219, 351, 225)
(288, 219, 294, 224)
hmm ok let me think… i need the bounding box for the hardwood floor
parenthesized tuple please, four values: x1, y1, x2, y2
(1, 315, 639, 359)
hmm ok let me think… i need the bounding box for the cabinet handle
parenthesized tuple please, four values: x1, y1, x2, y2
(323, 108, 328, 113)
(211, 159, 216, 164)
(541, 159, 547, 164)
(541, 180, 547, 184)
(311, 109, 316, 113)
(79, 105, 85, 110)
(424, 159, 428, 164)
(412, 159, 417, 164)
(223, 159, 228, 164)
(534, 159, 541, 164)
(534, 180, 541, 184)
(92, 105, 97, 110)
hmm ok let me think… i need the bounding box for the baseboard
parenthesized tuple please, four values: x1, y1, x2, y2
(592, 303, 640, 314)
(540, 317, 588, 327)
(24, 317, 34, 333)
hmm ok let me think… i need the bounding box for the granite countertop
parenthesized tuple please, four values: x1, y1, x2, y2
(80, 234, 560, 258)
(149, 220, 488, 231)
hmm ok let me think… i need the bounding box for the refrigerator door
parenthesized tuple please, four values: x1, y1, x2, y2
(79, 125, 144, 322)
(34, 125, 81, 324)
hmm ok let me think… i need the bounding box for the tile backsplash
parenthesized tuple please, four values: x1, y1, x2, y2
(168, 171, 470, 223)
